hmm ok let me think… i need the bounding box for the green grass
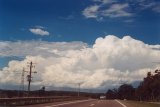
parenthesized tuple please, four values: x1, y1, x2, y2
(121, 100, 160, 107)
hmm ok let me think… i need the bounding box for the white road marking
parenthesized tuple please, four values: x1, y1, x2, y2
(90, 104, 95, 106)
(45, 99, 94, 107)
(115, 100, 127, 107)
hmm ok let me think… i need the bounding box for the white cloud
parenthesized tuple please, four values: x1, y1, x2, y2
(92, 0, 116, 4)
(29, 28, 49, 36)
(83, 2, 132, 19)
(142, 3, 155, 9)
(35, 25, 45, 29)
(0, 41, 87, 57)
(0, 35, 160, 90)
(82, 0, 160, 20)
(127, 0, 160, 13)
(82, 5, 100, 18)
(152, 5, 160, 13)
(102, 3, 132, 18)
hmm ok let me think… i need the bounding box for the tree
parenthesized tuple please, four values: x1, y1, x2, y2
(118, 84, 135, 100)
(136, 70, 160, 101)
(106, 89, 117, 99)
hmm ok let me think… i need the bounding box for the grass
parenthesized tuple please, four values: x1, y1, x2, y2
(121, 100, 160, 107)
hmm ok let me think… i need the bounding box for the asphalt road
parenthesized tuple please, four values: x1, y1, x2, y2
(20, 99, 129, 107)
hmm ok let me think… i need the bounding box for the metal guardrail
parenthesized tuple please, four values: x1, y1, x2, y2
(0, 96, 88, 106)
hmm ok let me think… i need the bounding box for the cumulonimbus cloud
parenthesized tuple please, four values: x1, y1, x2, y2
(0, 35, 159, 90)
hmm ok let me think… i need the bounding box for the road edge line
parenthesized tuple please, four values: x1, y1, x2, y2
(115, 99, 127, 107)
(46, 99, 94, 107)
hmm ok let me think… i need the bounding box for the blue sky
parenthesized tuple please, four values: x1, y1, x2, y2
(0, 0, 160, 90)
(0, 0, 160, 44)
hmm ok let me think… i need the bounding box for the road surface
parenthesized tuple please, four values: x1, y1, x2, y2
(20, 99, 130, 107)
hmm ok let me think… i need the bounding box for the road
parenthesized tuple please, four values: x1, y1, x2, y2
(20, 99, 130, 107)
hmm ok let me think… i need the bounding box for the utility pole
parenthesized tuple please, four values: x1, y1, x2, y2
(78, 83, 81, 97)
(27, 61, 36, 96)
(20, 68, 26, 91)
(19, 68, 26, 97)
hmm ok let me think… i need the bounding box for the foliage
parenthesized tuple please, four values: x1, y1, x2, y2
(136, 70, 160, 101)
(106, 69, 160, 101)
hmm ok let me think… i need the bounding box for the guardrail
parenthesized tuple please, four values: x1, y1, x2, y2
(0, 96, 88, 106)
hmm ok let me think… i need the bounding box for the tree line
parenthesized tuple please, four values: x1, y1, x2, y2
(106, 69, 160, 101)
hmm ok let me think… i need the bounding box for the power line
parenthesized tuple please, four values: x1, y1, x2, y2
(78, 83, 81, 97)
(27, 61, 37, 96)
(18, 67, 28, 97)
(19, 68, 25, 91)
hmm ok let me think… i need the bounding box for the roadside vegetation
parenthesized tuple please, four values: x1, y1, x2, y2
(121, 100, 160, 107)
(106, 69, 160, 102)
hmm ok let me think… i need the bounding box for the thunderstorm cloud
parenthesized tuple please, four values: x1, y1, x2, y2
(0, 35, 160, 90)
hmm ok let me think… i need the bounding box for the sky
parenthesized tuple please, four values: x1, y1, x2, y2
(0, 0, 160, 91)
